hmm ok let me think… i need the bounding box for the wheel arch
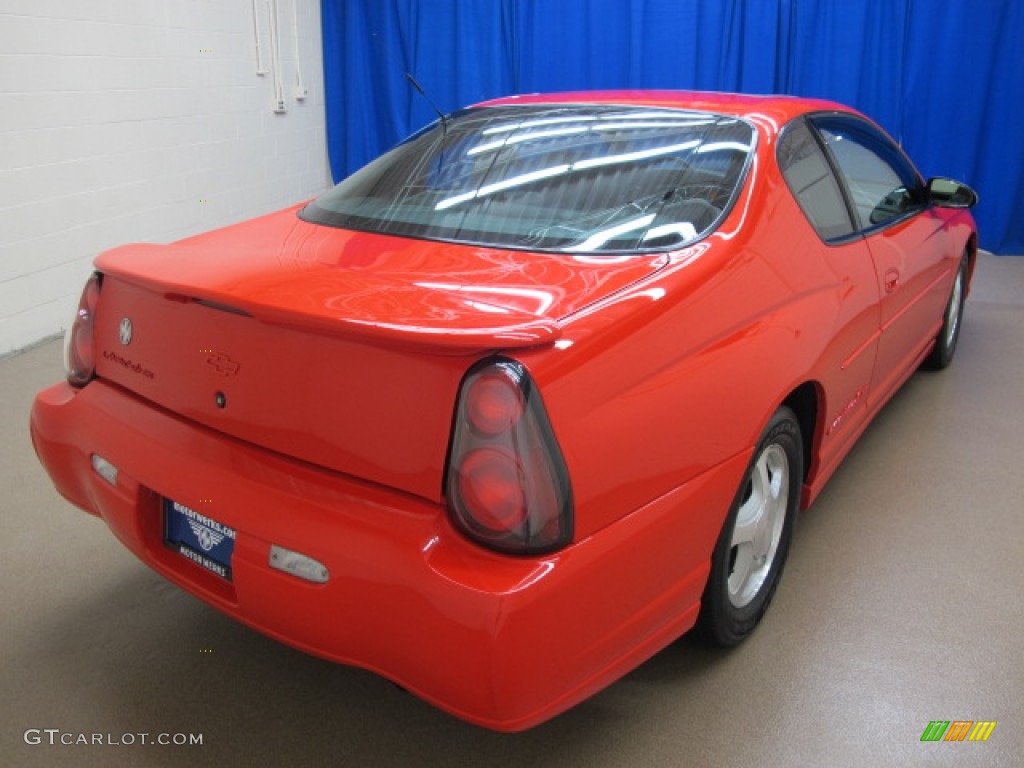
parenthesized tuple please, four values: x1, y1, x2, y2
(780, 381, 823, 503)
(964, 231, 978, 296)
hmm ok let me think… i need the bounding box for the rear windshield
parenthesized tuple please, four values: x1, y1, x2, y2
(301, 104, 756, 253)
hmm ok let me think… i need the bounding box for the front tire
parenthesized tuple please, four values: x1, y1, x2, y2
(923, 250, 968, 370)
(699, 406, 803, 647)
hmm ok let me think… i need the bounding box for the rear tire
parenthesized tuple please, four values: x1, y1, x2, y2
(924, 250, 968, 370)
(698, 407, 802, 647)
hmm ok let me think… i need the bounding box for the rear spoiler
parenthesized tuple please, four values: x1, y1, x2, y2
(95, 244, 561, 353)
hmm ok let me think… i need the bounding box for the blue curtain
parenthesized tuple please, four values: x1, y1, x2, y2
(321, 0, 1024, 254)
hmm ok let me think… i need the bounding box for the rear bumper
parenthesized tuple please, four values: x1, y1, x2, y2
(30, 379, 746, 731)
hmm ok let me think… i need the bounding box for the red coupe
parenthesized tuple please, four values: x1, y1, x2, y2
(31, 91, 977, 731)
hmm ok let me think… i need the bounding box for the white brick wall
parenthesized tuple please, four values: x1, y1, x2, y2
(0, 0, 331, 355)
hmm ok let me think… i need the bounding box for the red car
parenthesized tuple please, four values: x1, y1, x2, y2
(31, 91, 977, 731)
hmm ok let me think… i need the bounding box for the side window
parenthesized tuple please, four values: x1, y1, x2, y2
(812, 116, 924, 230)
(777, 119, 854, 242)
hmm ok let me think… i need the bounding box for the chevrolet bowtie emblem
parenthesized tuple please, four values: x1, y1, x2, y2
(205, 351, 240, 376)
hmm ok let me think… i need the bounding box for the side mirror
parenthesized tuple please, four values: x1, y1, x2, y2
(927, 177, 978, 208)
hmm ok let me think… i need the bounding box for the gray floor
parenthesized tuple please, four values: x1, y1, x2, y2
(2, 253, 1022, 767)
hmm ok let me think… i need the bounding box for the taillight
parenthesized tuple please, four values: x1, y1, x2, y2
(446, 358, 573, 555)
(64, 272, 102, 387)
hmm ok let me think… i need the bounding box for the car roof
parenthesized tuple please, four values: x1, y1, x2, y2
(476, 90, 851, 138)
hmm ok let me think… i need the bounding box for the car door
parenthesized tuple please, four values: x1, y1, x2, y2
(776, 118, 881, 470)
(810, 115, 952, 401)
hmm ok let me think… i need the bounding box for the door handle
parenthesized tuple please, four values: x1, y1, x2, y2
(884, 268, 900, 293)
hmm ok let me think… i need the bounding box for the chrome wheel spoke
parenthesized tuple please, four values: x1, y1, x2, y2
(730, 542, 755, 595)
(731, 491, 762, 549)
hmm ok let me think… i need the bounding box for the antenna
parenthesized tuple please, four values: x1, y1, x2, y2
(405, 73, 448, 135)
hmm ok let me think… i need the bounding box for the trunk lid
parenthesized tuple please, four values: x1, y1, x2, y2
(92, 208, 665, 499)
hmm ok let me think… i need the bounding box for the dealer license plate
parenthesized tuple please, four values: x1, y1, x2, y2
(164, 499, 236, 580)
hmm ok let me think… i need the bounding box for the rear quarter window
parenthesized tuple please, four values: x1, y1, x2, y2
(777, 118, 855, 242)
